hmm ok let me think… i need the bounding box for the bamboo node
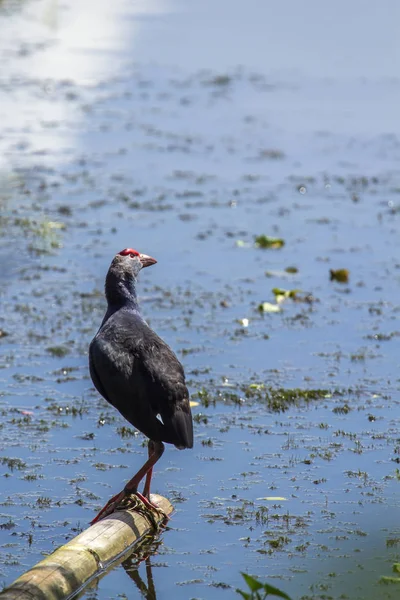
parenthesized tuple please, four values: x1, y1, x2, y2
(86, 547, 104, 570)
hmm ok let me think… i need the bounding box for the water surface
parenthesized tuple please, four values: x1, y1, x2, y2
(0, 1, 399, 599)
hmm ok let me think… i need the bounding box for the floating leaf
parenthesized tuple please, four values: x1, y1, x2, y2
(248, 383, 265, 391)
(272, 288, 300, 303)
(46, 221, 66, 230)
(258, 302, 281, 313)
(285, 266, 298, 274)
(255, 235, 285, 249)
(257, 496, 288, 501)
(330, 268, 349, 283)
(238, 318, 249, 327)
(265, 270, 293, 278)
(380, 576, 400, 585)
(272, 288, 298, 298)
(236, 240, 249, 248)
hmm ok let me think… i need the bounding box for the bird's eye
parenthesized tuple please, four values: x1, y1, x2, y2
(129, 253, 136, 258)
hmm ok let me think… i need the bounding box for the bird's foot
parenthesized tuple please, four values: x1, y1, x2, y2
(90, 490, 126, 525)
(90, 490, 170, 526)
(123, 491, 170, 526)
(135, 491, 166, 514)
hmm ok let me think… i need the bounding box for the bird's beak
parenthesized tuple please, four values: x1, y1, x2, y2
(139, 253, 157, 268)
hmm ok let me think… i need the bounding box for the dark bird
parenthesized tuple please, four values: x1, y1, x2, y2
(89, 248, 193, 523)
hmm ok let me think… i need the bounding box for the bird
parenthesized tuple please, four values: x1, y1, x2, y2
(89, 248, 193, 523)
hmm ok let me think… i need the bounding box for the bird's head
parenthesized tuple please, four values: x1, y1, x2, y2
(112, 248, 157, 279)
(105, 248, 157, 306)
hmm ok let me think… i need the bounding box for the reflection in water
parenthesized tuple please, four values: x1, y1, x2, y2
(123, 557, 156, 600)
(122, 538, 164, 600)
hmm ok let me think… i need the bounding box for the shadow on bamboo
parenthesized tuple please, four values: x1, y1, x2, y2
(0, 494, 173, 600)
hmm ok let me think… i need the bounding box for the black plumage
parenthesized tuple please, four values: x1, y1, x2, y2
(89, 248, 193, 522)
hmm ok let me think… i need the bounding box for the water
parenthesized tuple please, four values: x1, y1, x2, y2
(0, 1, 399, 598)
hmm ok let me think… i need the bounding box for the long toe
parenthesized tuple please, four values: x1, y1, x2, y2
(135, 492, 170, 522)
(135, 491, 160, 511)
(90, 490, 126, 525)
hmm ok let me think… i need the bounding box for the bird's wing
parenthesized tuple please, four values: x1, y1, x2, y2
(89, 310, 193, 449)
(139, 338, 194, 449)
(89, 341, 111, 403)
(89, 329, 164, 442)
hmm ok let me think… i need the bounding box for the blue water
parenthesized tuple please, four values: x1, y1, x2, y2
(0, 1, 399, 599)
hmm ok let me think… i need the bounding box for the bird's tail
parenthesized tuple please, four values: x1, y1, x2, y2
(164, 407, 193, 449)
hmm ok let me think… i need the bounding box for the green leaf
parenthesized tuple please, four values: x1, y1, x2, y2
(261, 582, 292, 599)
(255, 235, 285, 249)
(380, 576, 400, 585)
(272, 287, 287, 296)
(272, 288, 299, 299)
(236, 590, 251, 600)
(241, 573, 263, 592)
(329, 268, 349, 283)
(238, 573, 293, 600)
(271, 287, 300, 304)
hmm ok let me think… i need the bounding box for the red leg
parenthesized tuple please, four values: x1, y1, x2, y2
(90, 490, 126, 524)
(142, 440, 155, 499)
(91, 441, 164, 524)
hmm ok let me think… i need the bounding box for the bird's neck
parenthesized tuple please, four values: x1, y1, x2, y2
(105, 271, 140, 313)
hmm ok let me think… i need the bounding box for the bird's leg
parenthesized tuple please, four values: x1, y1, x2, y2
(142, 440, 155, 500)
(90, 489, 127, 524)
(127, 441, 164, 512)
(90, 441, 164, 524)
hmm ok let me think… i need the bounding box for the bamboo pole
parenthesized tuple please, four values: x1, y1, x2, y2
(0, 494, 173, 600)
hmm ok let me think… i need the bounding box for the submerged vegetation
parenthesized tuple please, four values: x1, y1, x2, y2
(193, 384, 332, 412)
